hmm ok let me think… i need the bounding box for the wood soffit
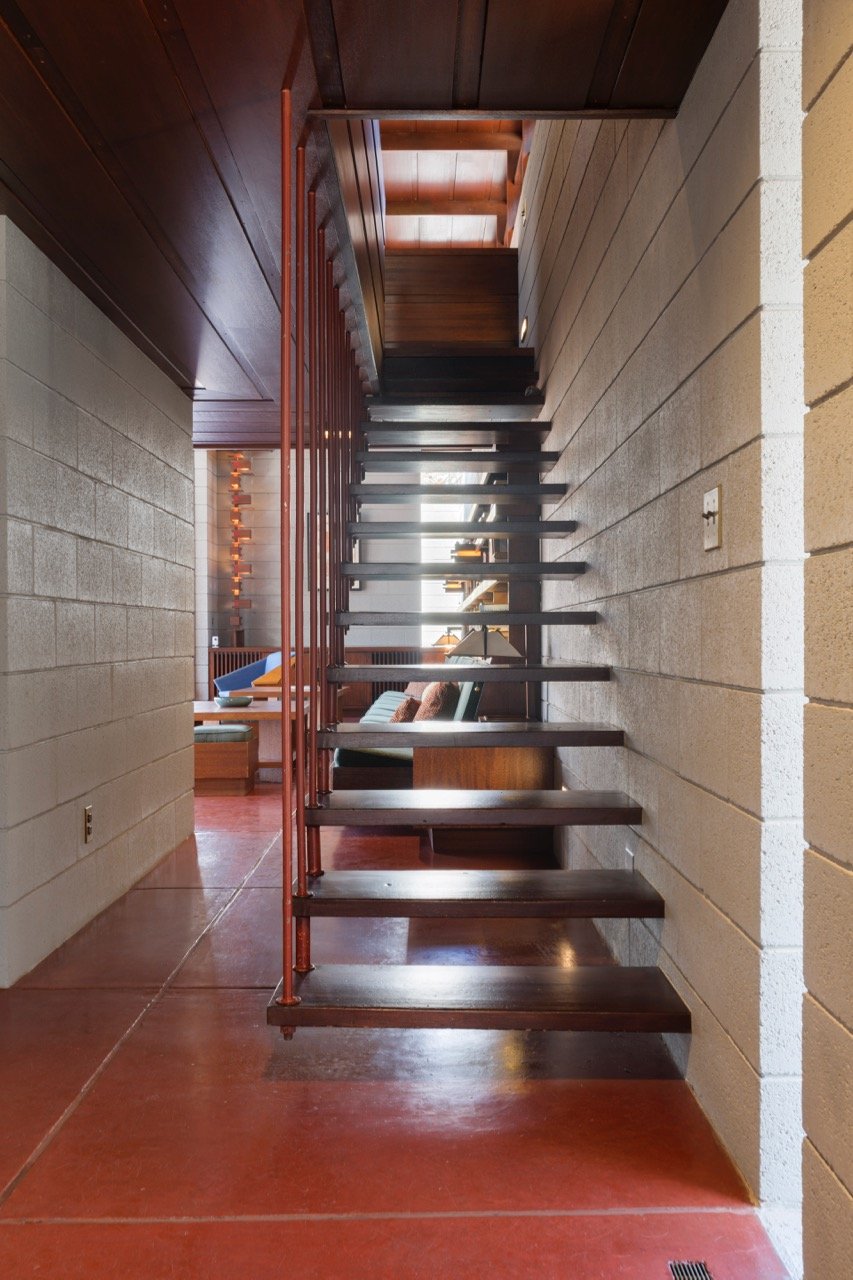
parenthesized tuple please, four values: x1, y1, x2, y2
(0, 1, 730, 448)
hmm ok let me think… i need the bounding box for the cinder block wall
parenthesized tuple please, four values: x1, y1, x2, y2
(517, 0, 804, 1261)
(0, 218, 195, 986)
(801, 2, 853, 1275)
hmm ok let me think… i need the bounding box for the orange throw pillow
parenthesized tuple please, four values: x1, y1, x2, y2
(389, 696, 421, 723)
(413, 682, 459, 721)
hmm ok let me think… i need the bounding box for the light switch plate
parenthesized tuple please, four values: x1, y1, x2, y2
(703, 485, 722, 551)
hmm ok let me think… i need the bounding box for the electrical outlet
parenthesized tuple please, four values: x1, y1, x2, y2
(703, 485, 722, 551)
(83, 804, 93, 843)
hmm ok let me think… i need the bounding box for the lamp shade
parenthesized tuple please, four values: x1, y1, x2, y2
(450, 627, 522, 659)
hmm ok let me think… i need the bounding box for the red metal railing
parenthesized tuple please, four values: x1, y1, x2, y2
(278, 88, 363, 1012)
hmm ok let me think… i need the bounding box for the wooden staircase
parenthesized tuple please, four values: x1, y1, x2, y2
(268, 351, 689, 1041)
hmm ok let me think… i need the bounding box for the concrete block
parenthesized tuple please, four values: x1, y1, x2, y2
(95, 484, 128, 547)
(804, 221, 853, 406)
(33, 527, 76, 599)
(760, 819, 804, 948)
(701, 567, 762, 689)
(761, 434, 804, 564)
(0, 738, 58, 826)
(802, 1140, 853, 1280)
(94, 603, 127, 664)
(53, 460, 96, 538)
(805, 546, 852, 703)
(758, 1075, 803, 1206)
(760, 307, 805, 435)
(112, 548, 143, 606)
(760, 946, 804, 1076)
(804, 703, 853, 864)
(700, 791, 763, 943)
(126, 497, 154, 555)
(75, 665, 113, 730)
(4, 518, 33, 594)
(7, 440, 57, 528)
(804, 846, 853, 1027)
(700, 315, 761, 465)
(76, 538, 113, 603)
(55, 601, 95, 667)
(31, 386, 78, 468)
(803, 0, 853, 107)
(805, 383, 853, 552)
(803, 994, 853, 1193)
(759, 48, 802, 182)
(760, 690, 803, 818)
(803, 53, 853, 254)
(4, 596, 55, 671)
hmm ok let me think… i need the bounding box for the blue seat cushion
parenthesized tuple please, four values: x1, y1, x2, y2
(194, 724, 253, 743)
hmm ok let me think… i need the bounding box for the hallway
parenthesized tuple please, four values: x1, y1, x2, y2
(0, 790, 788, 1278)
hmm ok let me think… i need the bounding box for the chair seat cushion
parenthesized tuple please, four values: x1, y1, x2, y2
(194, 724, 253, 743)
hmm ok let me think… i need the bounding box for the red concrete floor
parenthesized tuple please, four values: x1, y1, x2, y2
(0, 786, 790, 1279)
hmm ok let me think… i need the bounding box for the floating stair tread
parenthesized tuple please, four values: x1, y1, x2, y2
(366, 396, 545, 422)
(267, 965, 690, 1032)
(326, 662, 610, 683)
(319, 721, 623, 748)
(352, 483, 566, 503)
(349, 521, 576, 537)
(357, 450, 558, 472)
(336, 610, 597, 626)
(362, 423, 551, 446)
(306, 789, 642, 827)
(294, 869, 661, 918)
(340, 562, 585, 579)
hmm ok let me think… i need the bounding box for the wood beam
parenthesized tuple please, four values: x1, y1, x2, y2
(310, 107, 677, 121)
(381, 129, 522, 152)
(386, 198, 505, 218)
(586, 0, 645, 108)
(301, 0, 345, 107)
(452, 0, 488, 109)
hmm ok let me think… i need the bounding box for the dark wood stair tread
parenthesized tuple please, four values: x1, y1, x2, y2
(340, 562, 585, 579)
(366, 395, 545, 422)
(349, 520, 577, 538)
(326, 661, 610, 683)
(362, 422, 551, 446)
(357, 450, 558, 472)
(294, 869, 663, 918)
(352, 483, 566, 503)
(319, 721, 623, 748)
(267, 965, 690, 1032)
(337, 610, 597, 626)
(306, 789, 642, 827)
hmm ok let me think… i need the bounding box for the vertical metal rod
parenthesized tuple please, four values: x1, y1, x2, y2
(319, 255, 331, 784)
(293, 145, 311, 974)
(323, 261, 335, 764)
(306, 191, 322, 876)
(278, 88, 298, 1007)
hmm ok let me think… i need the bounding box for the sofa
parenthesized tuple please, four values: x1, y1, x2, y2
(331, 659, 486, 790)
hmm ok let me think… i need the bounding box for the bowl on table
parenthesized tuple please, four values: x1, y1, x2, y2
(214, 695, 253, 708)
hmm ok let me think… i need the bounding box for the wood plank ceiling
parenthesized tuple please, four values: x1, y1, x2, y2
(0, 0, 730, 447)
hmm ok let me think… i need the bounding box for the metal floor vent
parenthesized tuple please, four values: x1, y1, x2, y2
(669, 1264, 714, 1280)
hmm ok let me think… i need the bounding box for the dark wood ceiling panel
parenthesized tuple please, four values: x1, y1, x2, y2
(0, 14, 256, 397)
(331, 0, 457, 108)
(609, 0, 731, 109)
(478, 0, 613, 110)
(17, 0, 279, 396)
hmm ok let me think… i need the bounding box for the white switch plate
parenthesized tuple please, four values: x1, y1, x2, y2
(703, 485, 722, 551)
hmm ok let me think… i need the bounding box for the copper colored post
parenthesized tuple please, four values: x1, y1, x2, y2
(277, 88, 298, 1008)
(306, 191, 322, 878)
(293, 145, 311, 974)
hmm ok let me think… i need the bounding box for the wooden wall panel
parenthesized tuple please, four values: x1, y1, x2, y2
(385, 248, 519, 347)
(327, 117, 385, 372)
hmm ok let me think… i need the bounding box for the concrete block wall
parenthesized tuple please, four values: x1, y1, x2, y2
(0, 217, 194, 986)
(517, 0, 804, 1267)
(801, 2, 853, 1275)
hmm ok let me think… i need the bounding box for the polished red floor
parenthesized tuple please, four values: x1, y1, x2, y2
(0, 787, 789, 1278)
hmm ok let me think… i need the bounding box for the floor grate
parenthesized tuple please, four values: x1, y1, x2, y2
(669, 1264, 714, 1280)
